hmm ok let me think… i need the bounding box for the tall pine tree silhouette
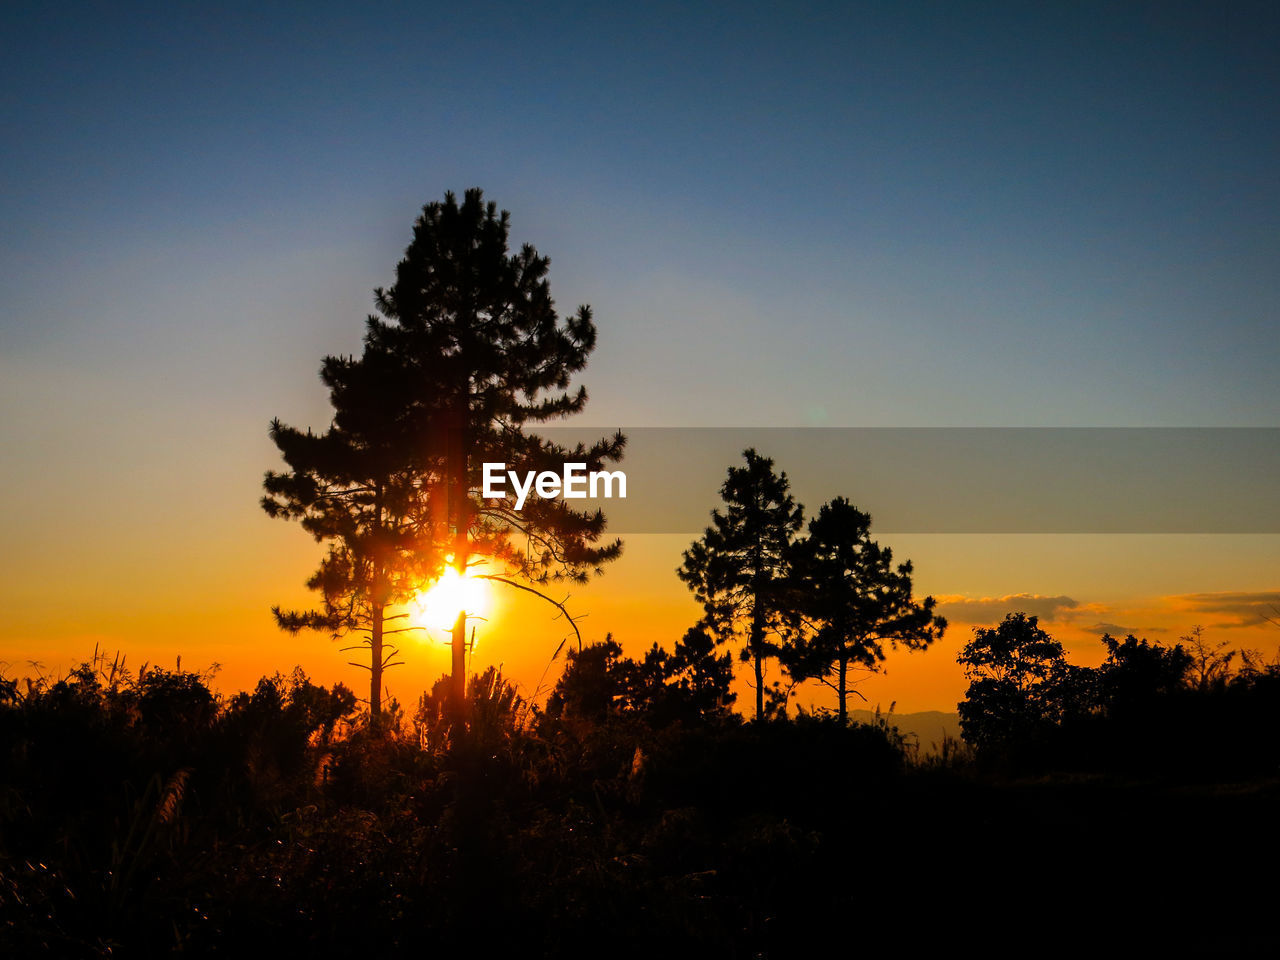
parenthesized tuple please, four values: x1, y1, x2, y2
(368, 188, 624, 721)
(679, 449, 803, 721)
(783, 497, 945, 722)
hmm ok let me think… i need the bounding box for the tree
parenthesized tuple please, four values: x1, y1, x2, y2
(543, 638, 627, 726)
(1181, 625, 1236, 693)
(1096, 633, 1191, 717)
(662, 625, 737, 719)
(263, 335, 444, 719)
(783, 497, 946, 723)
(678, 449, 804, 722)
(957, 612, 1071, 750)
(612, 627, 737, 724)
(413, 665, 525, 754)
(543, 628, 735, 728)
(364, 188, 624, 720)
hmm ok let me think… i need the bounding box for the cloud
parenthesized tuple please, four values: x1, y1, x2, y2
(1165, 591, 1280, 629)
(1079, 621, 1167, 637)
(935, 593, 1081, 625)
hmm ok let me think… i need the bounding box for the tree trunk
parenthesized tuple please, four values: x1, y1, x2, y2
(751, 601, 766, 722)
(837, 656, 848, 724)
(445, 403, 470, 726)
(370, 480, 386, 721)
(450, 605, 467, 724)
(370, 602, 384, 719)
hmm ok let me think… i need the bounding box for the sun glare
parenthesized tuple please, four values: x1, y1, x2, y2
(409, 567, 489, 631)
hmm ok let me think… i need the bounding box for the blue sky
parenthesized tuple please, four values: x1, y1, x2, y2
(4, 1, 1277, 427)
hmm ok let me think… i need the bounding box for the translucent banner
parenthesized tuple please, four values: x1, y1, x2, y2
(530, 427, 1280, 533)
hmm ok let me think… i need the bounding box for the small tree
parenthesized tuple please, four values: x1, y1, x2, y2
(543, 639, 628, 726)
(1181, 625, 1236, 693)
(662, 625, 737, 719)
(613, 627, 737, 724)
(1096, 633, 1191, 717)
(957, 612, 1069, 750)
(679, 449, 804, 722)
(543, 628, 735, 728)
(783, 497, 946, 722)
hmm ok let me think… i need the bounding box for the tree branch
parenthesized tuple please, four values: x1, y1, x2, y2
(478, 574, 584, 652)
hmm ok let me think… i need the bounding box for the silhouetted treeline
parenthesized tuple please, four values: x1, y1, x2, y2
(5, 638, 1280, 957)
(958, 613, 1280, 776)
(0, 656, 356, 954)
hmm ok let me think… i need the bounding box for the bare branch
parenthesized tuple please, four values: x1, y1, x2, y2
(479, 574, 584, 652)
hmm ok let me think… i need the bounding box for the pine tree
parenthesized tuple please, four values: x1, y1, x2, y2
(783, 497, 945, 722)
(678, 449, 803, 722)
(366, 188, 624, 720)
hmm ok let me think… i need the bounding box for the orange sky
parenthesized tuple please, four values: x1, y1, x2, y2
(4, 516, 1278, 714)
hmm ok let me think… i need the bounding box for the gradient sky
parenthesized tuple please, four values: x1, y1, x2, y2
(3, 1, 1278, 712)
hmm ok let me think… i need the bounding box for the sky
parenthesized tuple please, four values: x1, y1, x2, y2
(2, 1, 1278, 713)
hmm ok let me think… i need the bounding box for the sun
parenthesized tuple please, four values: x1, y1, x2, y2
(409, 567, 490, 631)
